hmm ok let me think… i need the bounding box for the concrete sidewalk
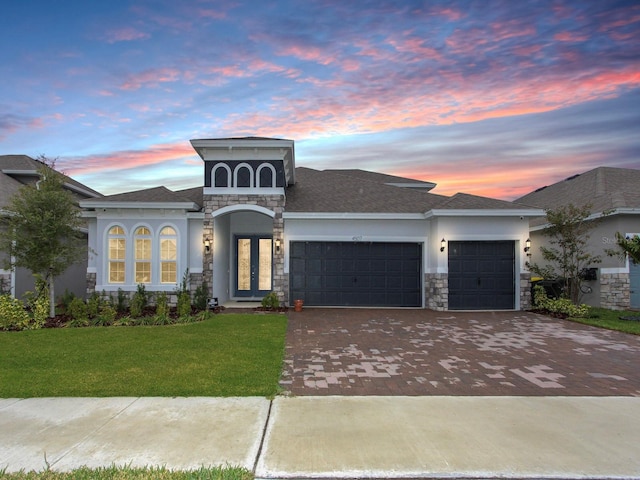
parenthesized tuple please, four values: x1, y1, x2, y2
(1, 396, 640, 478)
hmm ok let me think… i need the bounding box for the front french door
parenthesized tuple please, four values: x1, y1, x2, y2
(235, 235, 273, 297)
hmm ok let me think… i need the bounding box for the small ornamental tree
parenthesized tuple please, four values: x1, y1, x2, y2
(0, 157, 85, 318)
(529, 203, 603, 305)
(607, 233, 640, 265)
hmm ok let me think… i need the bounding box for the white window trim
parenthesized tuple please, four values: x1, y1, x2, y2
(233, 162, 254, 188)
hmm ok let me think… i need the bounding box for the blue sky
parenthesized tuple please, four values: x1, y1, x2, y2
(1, 0, 639, 199)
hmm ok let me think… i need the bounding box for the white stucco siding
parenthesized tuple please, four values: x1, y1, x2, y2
(93, 212, 190, 292)
(283, 218, 429, 274)
(188, 218, 204, 274)
(429, 216, 531, 274)
(212, 214, 231, 304)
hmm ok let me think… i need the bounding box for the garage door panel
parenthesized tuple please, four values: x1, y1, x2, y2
(448, 241, 515, 310)
(290, 241, 422, 307)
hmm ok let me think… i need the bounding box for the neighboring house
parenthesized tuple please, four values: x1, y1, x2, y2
(516, 167, 640, 310)
(0, 155, 103, 299)
(80, 137, 541, 311)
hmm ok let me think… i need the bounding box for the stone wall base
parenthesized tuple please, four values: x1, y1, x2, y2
(600, 272, 630, 310)
(425, 273, 448, 311)
(520, 272, 532, 310)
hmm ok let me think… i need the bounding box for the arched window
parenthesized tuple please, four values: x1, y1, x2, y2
(108, 225, 126, 284)
(257, 163, 276, 187)
(134, 226, 152, 284)
(213, 164, 230, 187)
(160, 226, 177, 284)
(235, 164, 252, 187)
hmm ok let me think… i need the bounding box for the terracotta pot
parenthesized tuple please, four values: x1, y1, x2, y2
(294, 299, 304, 312)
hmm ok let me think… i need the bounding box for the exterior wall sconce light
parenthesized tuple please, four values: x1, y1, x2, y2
(204, 237, 211, 254)
(275, 239, 281, 254)
(524, 238, 531, 256)
(440, 238, 446, 252)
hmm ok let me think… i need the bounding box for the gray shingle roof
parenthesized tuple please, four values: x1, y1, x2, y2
(328, 169, 436, 189)
(82, 186, 199, 206)
(0, 154, 103, 208)
(434, 192, 533, 210)
(516, 167, 640, 213)
(77, 166, 534, 215)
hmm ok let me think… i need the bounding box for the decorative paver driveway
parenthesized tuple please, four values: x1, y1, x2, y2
(280, 309, 640, 396)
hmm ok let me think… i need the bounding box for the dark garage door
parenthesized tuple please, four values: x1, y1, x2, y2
(290, 241, 422, 307)
(448, 241, 515, 310)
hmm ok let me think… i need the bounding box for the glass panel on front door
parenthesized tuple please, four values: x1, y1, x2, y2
(235, 236, 272, 297)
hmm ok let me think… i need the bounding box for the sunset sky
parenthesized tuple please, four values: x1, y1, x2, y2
(1, 0, 639, 200)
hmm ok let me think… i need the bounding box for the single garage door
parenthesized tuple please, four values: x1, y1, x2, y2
(448, 241, 515, 310)
(290, 241, 422, 307)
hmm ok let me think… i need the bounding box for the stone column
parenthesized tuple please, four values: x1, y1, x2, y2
(425, 272, 448, 311)
(520, 272, 532, 310)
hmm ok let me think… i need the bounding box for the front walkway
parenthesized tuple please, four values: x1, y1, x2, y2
(280, 309, 640, 396)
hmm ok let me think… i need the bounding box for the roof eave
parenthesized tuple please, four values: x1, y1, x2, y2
(79, 201, 200, 210)
(425, 208, 545, 218)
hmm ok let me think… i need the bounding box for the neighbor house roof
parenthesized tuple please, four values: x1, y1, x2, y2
(516, 167, 640, 214)
(0, 154, 103, 209)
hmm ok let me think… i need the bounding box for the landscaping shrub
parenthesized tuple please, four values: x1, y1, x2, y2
(154, 291, 171, 324)
(175, 270, 192, 317)
(193, 282, 208, 311)
(115, 287, 129, 313)
(533, 284, 590, 318)
(0, 294, 30, 330)
(92, 304, 117, 326)
(67, 296, 88, 322)
(58, 288, 75, 313)
(261, 291, 280, 310)
(87, 292, 102, 318)
(130, 284, 149, 318)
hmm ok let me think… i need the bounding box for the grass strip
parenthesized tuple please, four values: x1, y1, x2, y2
(0, 465, 253, 480)
(568, 307, 640, 335)
(0, 314, 286, 397)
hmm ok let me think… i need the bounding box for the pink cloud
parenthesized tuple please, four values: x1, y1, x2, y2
(429, 7, 464, 21)
(62, 141, 196, 177)
(197, 8, 226, 20)
(554, 31, 588, 42)
(120, 68, 181, 90)
(276, 44, 335, 65)
(104, 27, 150, 44)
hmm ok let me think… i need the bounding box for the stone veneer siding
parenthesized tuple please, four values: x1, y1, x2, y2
(203, 193, 288, 305)
(520, 272, 532, 310)
(425, 273, 448, 311)
(86, 271, 96, 296)
(600, 272, 630, 310)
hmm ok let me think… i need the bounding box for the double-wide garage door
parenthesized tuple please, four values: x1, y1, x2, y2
(448, 241, 515, 310)
(290, 241, 422, 307)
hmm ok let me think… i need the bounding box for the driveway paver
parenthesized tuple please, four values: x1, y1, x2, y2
(280, 309, 640, 396)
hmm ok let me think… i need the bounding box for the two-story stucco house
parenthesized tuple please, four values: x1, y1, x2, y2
(80, 137, 542, 311)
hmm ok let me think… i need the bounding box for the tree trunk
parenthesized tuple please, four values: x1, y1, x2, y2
(48, 273, 55, 318)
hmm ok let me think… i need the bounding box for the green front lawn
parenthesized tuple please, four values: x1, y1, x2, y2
(568, 307, 640, 335)
(1, 465, 253, 480)
(0, 314, 287, 398)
